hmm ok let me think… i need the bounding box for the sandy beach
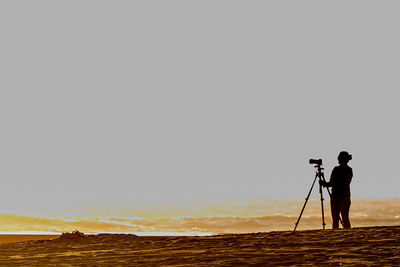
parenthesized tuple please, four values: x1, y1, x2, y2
(0, 225, 398, 266)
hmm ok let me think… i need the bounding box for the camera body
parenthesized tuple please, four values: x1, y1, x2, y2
(309, 159, 322, 165)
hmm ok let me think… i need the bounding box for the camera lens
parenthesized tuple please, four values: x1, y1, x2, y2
(309, 159, 322, 165)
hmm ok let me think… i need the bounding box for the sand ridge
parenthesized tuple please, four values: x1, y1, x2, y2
(0, 226, 399, 266)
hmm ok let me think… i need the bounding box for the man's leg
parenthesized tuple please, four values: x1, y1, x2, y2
(340, 197, 351, 228)
(330, 196, 340, 229)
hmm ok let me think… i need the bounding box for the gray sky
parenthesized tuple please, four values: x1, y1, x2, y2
(0, 1, 399, 209)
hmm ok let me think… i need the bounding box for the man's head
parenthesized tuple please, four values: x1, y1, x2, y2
(338, 151, 352, 164)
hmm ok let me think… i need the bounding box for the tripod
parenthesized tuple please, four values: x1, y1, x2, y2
(293, 162, 342, 231)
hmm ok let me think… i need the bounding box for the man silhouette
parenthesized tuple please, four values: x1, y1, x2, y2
(321, 151, 353, 229)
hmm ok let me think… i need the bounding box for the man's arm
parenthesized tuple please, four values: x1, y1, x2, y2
(321, 168, 335, 187)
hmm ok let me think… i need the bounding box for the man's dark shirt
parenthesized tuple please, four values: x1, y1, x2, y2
(330, 165, 353, 197)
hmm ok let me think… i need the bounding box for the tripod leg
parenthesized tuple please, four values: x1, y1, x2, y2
(294, 174, 318, 231)
(319, 180, 326, 230)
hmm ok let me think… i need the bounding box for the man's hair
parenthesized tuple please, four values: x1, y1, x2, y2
(338, 151, 352, 163)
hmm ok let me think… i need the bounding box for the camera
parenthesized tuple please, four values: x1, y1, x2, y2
(309, 159, 322, 165)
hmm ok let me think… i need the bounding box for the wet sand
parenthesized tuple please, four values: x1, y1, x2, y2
(0, 226, 399, 266)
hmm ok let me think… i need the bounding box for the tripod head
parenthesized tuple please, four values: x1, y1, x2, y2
(315, 164, 324, 178)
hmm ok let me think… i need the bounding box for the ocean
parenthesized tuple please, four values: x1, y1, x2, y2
(1, 198, 399, 235)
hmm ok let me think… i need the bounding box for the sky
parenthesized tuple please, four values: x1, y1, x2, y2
(0, 1, 399, 212)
